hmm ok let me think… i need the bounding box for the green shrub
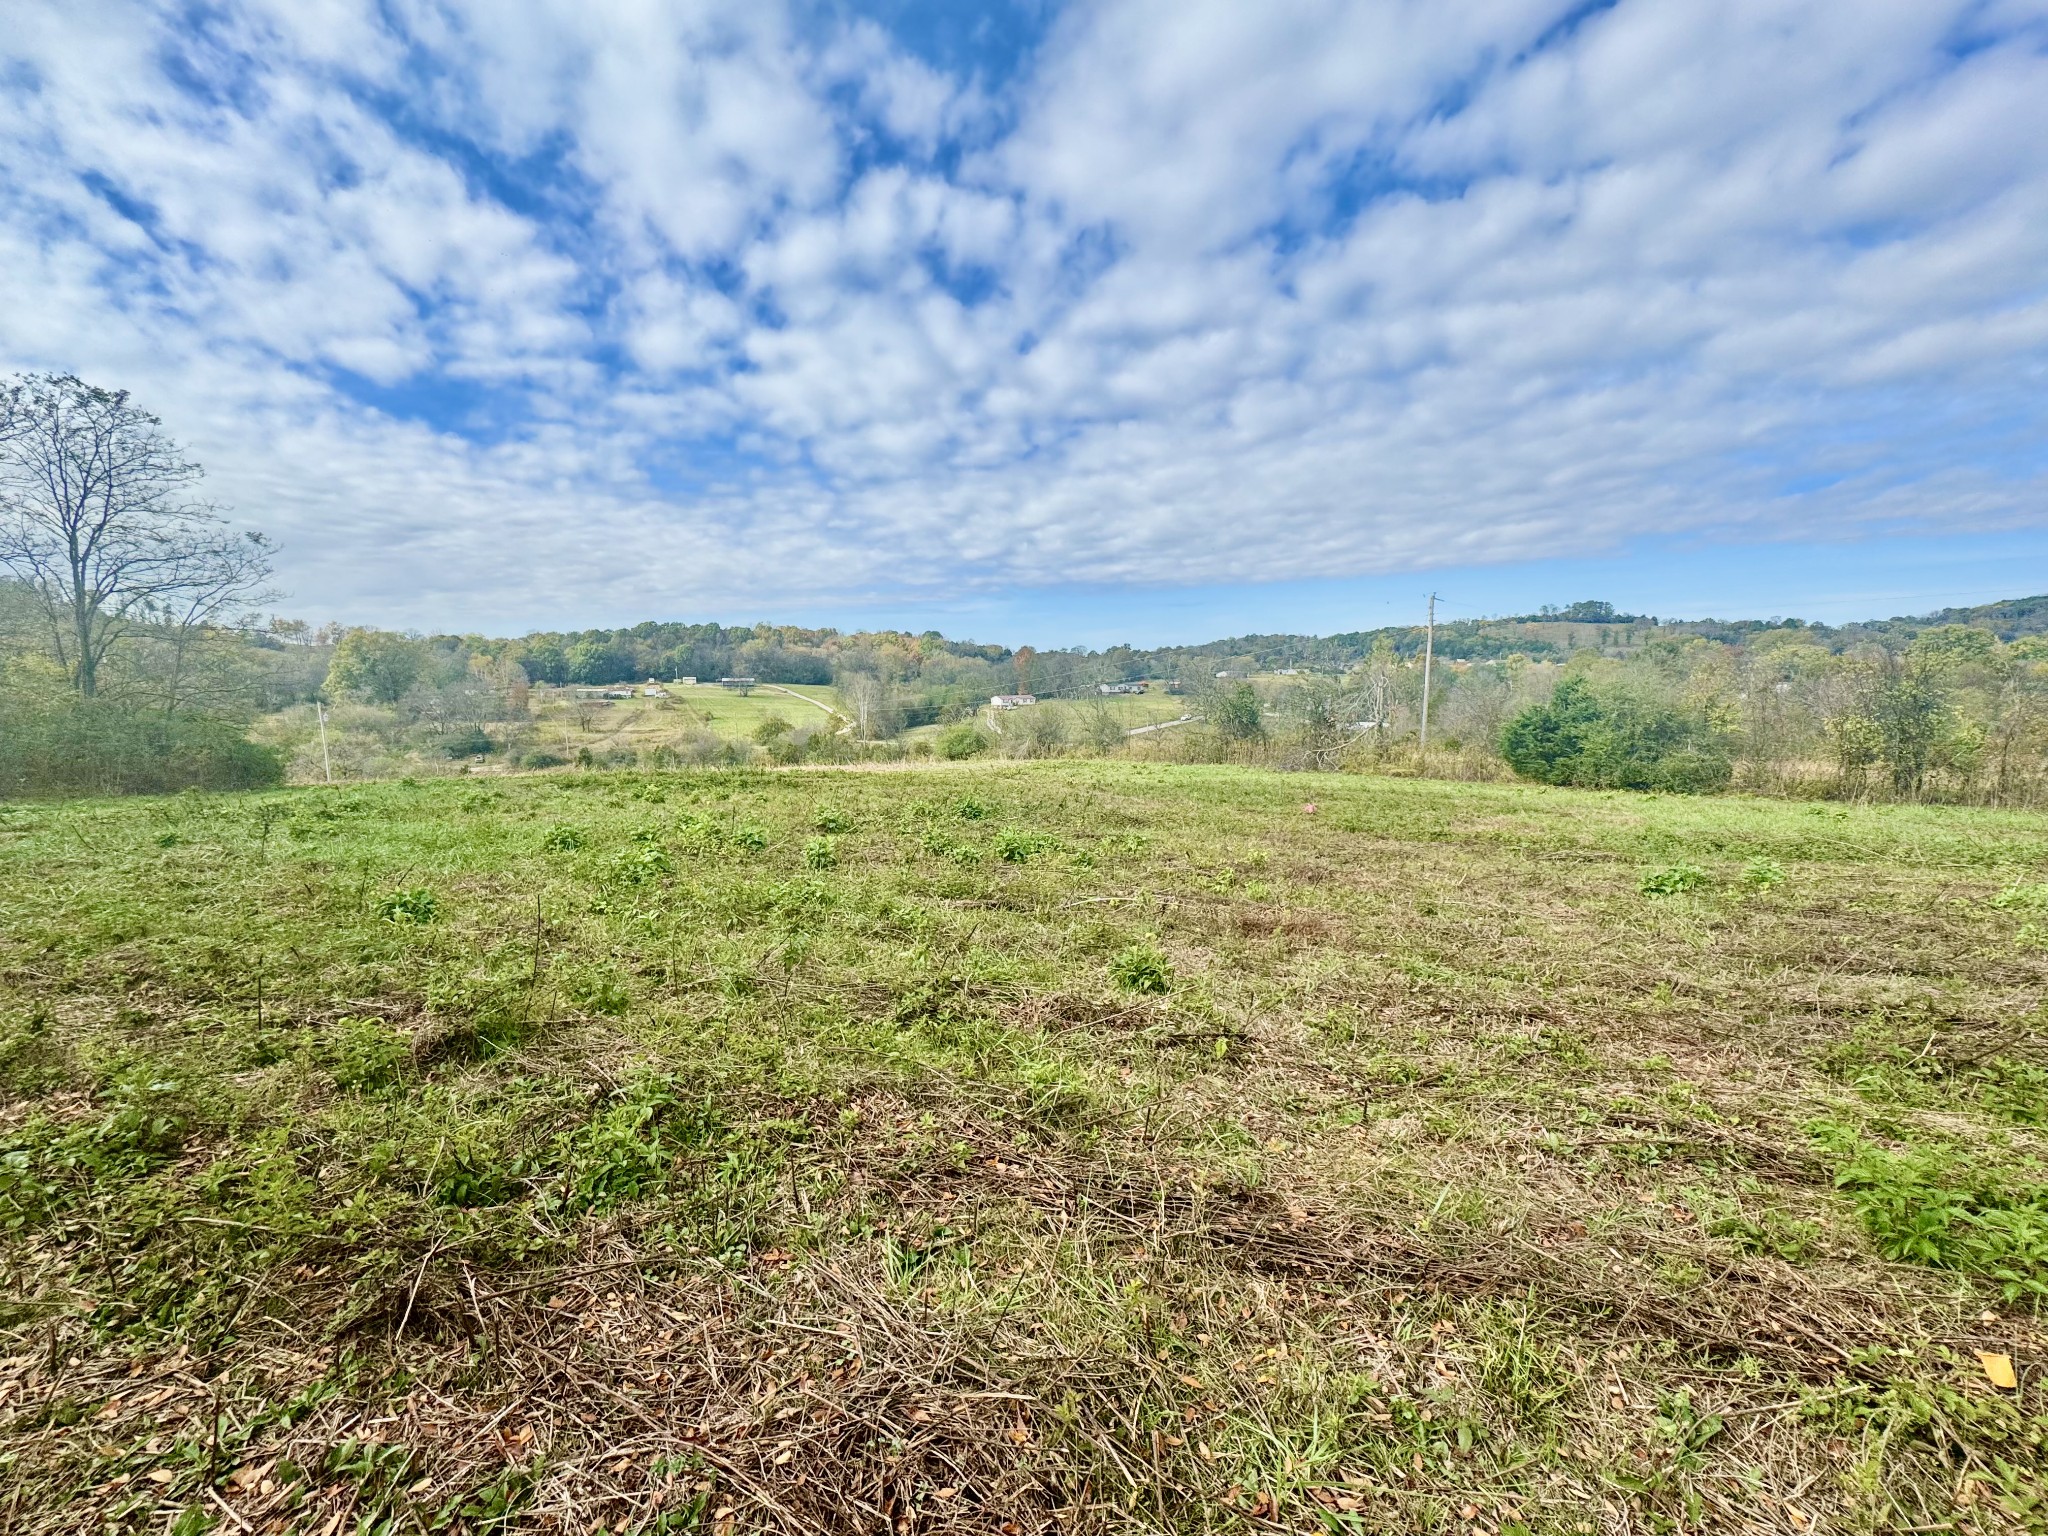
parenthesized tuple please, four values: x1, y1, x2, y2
(521, 750, 567, 769)
(955, 797, 994, 820)
(540, 824, 586, 852)
(609, 844, 673, 884)
(0, 692, 282, 798)
(4, 1072, 193, 1228)
(1639, 863, 1708, 896)
(994, 829, 1054, 863)
(935, 724, 989, 760)
(1501, 677, 1732, 794)
(565, 965, 631, 1016)
(376, 887, 440, 924)
(1208, 682, 1265, 744)
(730, 822, 769, 853)
(802, 836, 837, 869)
(1818, 1128, 2048, 1302)
(562, 1077, 727, 1213)
(920, 829, 982, 864)
(1740, 857, 1786, 890)
(323, 1015, 409, 1092)
(814, 808, 853, 833)
(1110, 943, 1173, 994)
(442, 726, 493, 758)
(1990, 882, 2048, 911)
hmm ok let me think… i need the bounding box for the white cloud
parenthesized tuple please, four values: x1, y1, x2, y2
(0, 0, 2044, 629)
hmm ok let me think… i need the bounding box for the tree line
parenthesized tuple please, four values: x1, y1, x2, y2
(1126, 625, 2048, 807)
(6, 371, 2045, 804)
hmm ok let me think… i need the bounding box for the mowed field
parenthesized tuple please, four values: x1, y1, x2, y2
(3, 765, 2047, 1534)
(527, 685, 848, 755)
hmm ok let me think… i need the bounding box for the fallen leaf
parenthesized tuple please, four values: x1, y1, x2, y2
(1981, 1352, 2019, 1390)
(1006, 1426, 1030, 1445)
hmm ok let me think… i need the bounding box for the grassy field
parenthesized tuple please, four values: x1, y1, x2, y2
(895, 692, 1191, 749)
(533, 684, 848, 746)
(3, 764, 2047, 1534)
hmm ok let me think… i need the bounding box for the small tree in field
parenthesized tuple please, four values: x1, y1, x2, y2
(0, 374, 273, 700)
(1209, 682, 1265, 743)
(1502, 675, 1732, 793)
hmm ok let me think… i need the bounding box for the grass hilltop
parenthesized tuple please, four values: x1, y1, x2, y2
(4, 763, 2048, 1532)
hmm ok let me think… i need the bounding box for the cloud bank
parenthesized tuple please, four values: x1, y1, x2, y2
(3, 0, 2045, 627)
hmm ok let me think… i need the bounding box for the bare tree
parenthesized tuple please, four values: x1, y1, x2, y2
(841, 671, 897, 740)
(0, 374, 273, 701)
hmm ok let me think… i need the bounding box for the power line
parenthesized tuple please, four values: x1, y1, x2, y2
(1418, 593, 1437, 760)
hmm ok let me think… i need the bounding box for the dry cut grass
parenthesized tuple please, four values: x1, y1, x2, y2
(3, 763, 2047, 1534)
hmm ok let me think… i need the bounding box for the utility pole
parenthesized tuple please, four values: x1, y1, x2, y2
(316, 700, 333, 784)
(1418, 593, 1437, 762)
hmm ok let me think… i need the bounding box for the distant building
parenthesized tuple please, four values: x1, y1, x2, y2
(1096, 682, 1147, 695)
(642, 686, 669, 698)
(676, 676, 698, 686)
(719, 677, 758, 691)
(1276, 668, 1301, 676)
(990, 693, 1037, 709)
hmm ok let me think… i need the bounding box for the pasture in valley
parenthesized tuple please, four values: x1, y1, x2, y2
(3, 764, 2046, 1534)
(541, 685, 847, 748)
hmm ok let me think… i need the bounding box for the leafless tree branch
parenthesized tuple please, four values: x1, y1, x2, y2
(0, 373, 276, 701)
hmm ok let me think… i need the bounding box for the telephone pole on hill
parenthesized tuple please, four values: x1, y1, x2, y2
(1418, 594, 1437, 761)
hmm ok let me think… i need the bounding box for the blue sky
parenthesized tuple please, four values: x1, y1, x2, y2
(3, 0, 2045, 646)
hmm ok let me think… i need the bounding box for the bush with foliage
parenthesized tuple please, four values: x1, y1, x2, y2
(1501, 676, 1732, 793)
(1639, 862, 1709, 896)
(1817, 1126, 2048, 1302)
(442, 725, 493, 758)
(935, 722, 990, 760)
(1109, 943, 1173, 994)
(1209, 682, 1265, 744)
(0, 683, 282, 797)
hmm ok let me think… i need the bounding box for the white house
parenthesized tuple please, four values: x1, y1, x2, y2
(990, 693, 1037, 709)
